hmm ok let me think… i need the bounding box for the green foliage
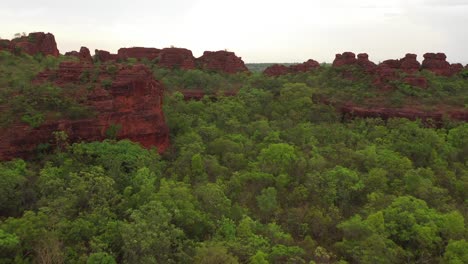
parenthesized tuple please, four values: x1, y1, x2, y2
(105, 123, 122, 140)
(0, 53, 467, 263)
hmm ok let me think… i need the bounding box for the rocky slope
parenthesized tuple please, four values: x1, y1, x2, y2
(0, 61, 169, 160)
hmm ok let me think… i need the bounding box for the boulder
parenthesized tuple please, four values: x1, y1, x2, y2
(197, 50, 249, 74)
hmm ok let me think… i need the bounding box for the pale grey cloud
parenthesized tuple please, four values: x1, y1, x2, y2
(0, 0, 466, 64)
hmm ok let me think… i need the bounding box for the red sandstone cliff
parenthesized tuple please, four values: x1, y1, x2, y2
(0, 63, 169, 160)
(158, 48, 196, 69)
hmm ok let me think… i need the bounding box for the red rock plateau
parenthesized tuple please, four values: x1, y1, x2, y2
(158, 48, 195, 70)
(93, 48, 247, 73)
(0, 62, 169, 160)
(264, 59, 320, 77)
(2, 32, 59, 56)
(118, 47, 161, 60)
(197, 51, 249, 73)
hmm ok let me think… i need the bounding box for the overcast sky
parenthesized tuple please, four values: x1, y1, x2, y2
(1, 0, 467, 63)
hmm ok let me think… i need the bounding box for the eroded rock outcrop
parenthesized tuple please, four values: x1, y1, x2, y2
(421, 53, 454, 76)
(118, 47, 161, 61)
(197, 51, 248, 73)
(290, 59, 320, 73)
(332, 52, 358, 67)
(158, 48, 195, 69)
(263, 64, 290, 77)
(356, 53, 377, 72)
(0, 63, 169, 160)
(65, 47, 93, 63)
(264, 59, 320, 77)
(9, 32, 59, 57)
(341, 104, 468, 124)
(95, 49, 118, 62)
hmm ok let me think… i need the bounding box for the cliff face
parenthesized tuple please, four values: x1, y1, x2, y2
(197, 51, 249, 73)
(158, 48, 196, 70)
(8, 32, 59, 57)
(0, 62, 169, 160)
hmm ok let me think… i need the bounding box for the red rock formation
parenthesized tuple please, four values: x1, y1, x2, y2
(404, 76, 428, 89)
(356, 53, 377, 72)
(10, 32, 59, 57)
(421, 53, 452, 76)
(158, 48, 195, 69)
(264, 64, 290, 77)
(341, 105, 468, 124)
(95, 49, 118, 62)
(399, 53, 420, 73)
(290, 59, 320, 73)
(0, 63, 169, 160)
(65, 47, 93, 63)
(197, 51, 249, 74)
(263, 59, 320, 77)
(332, 52, 357, 67)
(118, 47, 161, 60)
(450, 63, 464, 75)
(380, 59, 401, 69)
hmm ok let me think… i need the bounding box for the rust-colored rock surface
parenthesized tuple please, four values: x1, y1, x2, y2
(450, 63, 464, 75)
(10, 32, 59, 57)
(197, 51, 249, 74)
(356, 53, 377, 72)
(263, 64, 290, 77)
(290, 59, 320, 73)
(118, 47, 161, 61)
(332, 52, 357, 67)
(95, 49, 118, 62)
(341, 104, 468, 124)
(421, 53, 453, 76)
(404, 76, 428, 89)
(65, 47, 93, 63)
(158, 48, 195, 69)
(263, 59, 320, 77)
(399, 53, 421, 73)
(0, 63, 169, 160)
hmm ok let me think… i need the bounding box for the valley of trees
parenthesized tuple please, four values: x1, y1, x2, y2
(0, 50, 467, 263)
